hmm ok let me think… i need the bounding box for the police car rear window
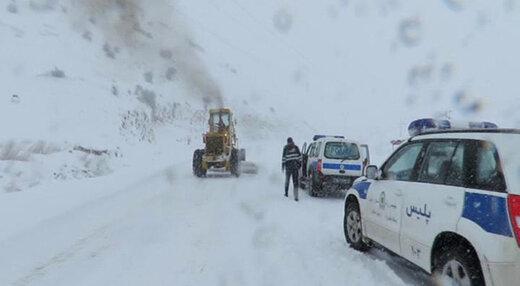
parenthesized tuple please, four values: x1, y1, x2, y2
(467, 140, 506, 192)
(324, 142, 360, 160)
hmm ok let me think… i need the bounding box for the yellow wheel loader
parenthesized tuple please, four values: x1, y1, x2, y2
(193, 108, 246, 177)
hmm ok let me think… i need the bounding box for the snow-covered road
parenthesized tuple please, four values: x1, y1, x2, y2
(0, 158, 431, 286)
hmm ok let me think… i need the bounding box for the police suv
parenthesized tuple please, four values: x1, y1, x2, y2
(343, 119, 520, 286)
(301, 135, 369, 196)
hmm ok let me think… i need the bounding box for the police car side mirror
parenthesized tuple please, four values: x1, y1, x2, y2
(366, 165, 379, 180)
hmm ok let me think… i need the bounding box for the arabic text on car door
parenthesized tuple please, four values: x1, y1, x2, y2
(399, 140, 465, 271)
(365, 142, 424, 254)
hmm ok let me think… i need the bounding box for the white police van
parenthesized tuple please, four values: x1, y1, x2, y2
(301, 135, 369, 196)
(343, 119, 520, 286)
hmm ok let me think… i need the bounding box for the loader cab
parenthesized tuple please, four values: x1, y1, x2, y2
(209, 109, 232, 133)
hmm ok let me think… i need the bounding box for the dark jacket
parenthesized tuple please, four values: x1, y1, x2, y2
(282, 144, 302, 171)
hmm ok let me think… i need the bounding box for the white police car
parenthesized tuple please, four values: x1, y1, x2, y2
(301, 135, 370, 196)
(343, 119, 520, 286)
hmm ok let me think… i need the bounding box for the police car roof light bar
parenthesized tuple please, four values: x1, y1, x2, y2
(468, 121, 498, 129)
(408, 119, 447, 137)
(408, 118, 499, 136)
(313, 135, 345, 141)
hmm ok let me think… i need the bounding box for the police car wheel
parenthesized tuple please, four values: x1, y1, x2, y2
(434, 245, 484, 286)
(344, 201, 369, 251)
(308, 174, 316, 196)
(309, 184, 317, 196)
(310, 173, 321, 197)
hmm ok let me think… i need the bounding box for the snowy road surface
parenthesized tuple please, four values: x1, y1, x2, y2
(0, 161, 430, 286)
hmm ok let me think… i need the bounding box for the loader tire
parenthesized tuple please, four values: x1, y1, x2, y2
(193, 149, 206, 177)
(230, 149, 241, 177)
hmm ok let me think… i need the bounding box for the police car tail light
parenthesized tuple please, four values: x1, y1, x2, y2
(507, 194, 520, 247)
(317, 159, 323, 175)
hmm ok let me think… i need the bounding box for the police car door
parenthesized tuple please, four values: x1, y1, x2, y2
(400, 140, 465, 270)
(360, 144, 370, 166)
(306, 143, 316, 177)
(301, 142, 308, 177)
(365, 142, 425, 254)
(310, 142, 322, 174)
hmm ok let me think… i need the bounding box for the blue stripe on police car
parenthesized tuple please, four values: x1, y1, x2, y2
(461, 192, 513, 237)
(352, 181, 371, 199)
(323, 163, 362, 171)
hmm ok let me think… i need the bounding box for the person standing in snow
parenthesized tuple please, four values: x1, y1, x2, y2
(282, 137, 302, 201)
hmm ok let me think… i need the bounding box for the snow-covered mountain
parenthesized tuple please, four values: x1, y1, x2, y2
(2, 0, 519, 192)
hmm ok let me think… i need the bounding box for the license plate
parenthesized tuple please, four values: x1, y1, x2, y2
(333, 177, 349, 184)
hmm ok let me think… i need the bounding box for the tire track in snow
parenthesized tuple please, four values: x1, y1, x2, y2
(12, 225, 112, 286)
(2, 164, 185, 286)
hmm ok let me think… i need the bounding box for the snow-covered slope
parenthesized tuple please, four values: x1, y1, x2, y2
(2, 0, 520, 192)
(0, 0, 205, 192)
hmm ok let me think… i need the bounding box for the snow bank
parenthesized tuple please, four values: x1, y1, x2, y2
(0, 141, 118, 192)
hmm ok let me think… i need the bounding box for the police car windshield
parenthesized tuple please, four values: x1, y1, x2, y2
(324, 142, 360, 160)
